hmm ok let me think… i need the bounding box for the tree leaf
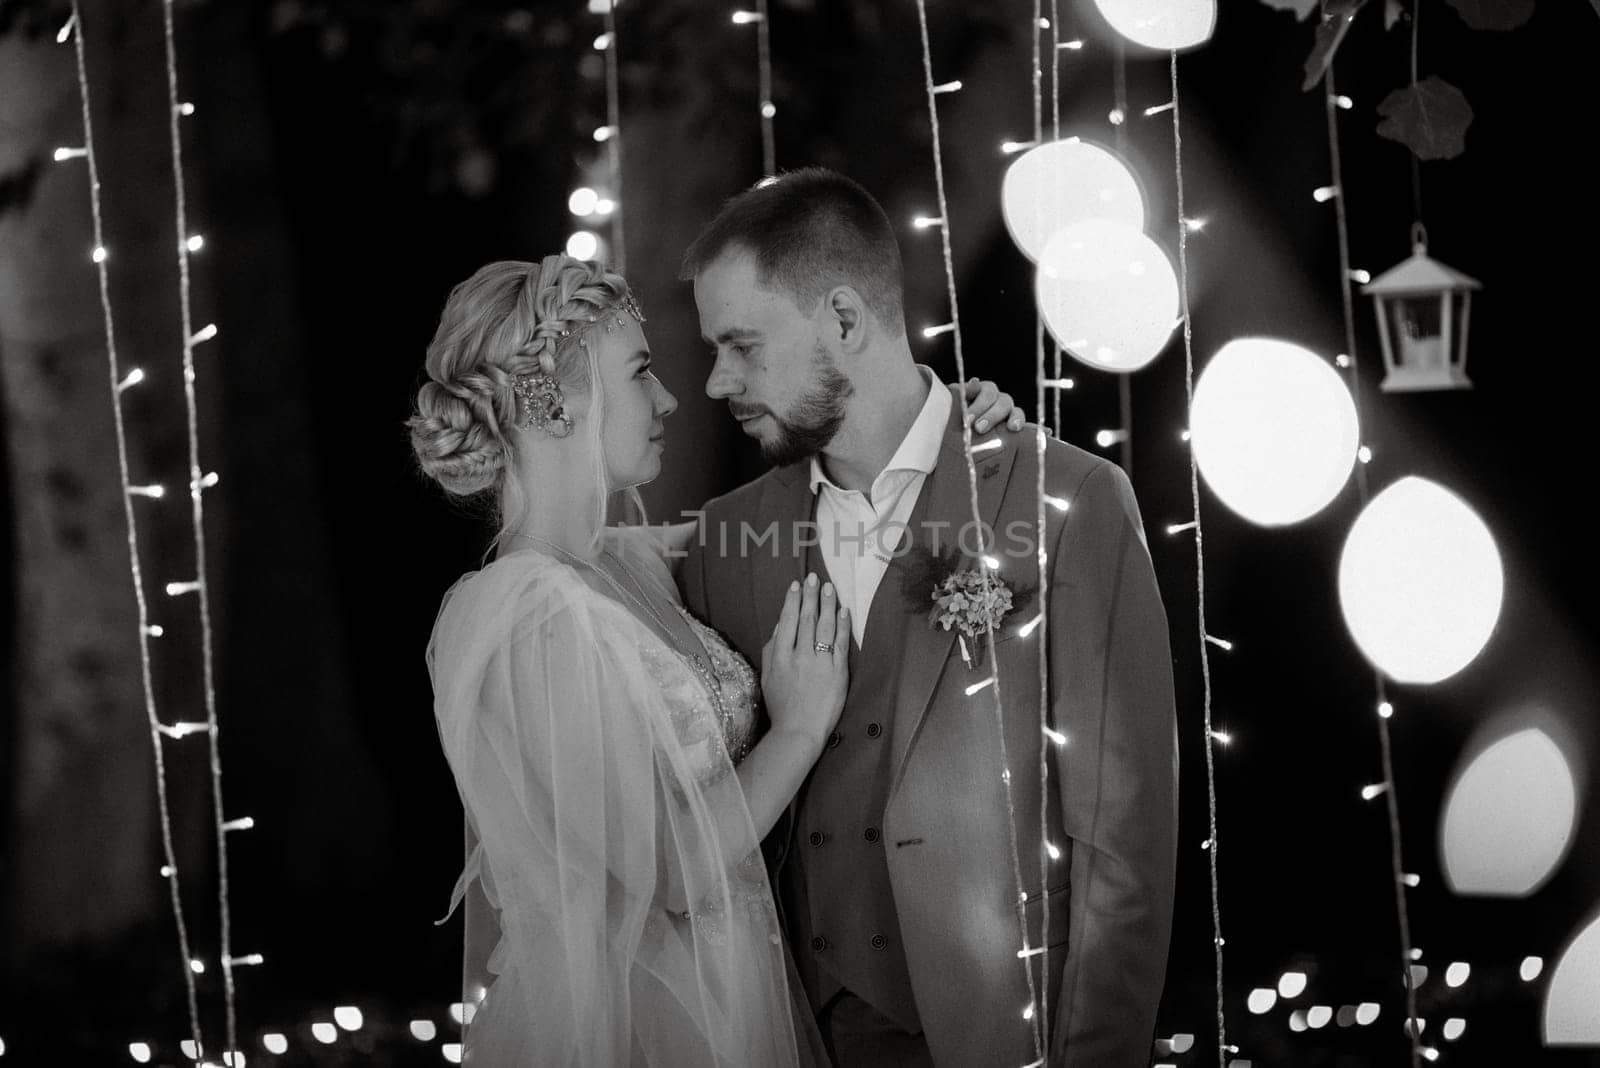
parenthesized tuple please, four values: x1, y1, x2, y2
(1302, 0, 1372, 90)
(1446, 0, 1535, 31)
(1375, 76, 1475, 159)
(1260, 0, 1320, 20)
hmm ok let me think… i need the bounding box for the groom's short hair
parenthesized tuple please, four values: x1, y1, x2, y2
(680, 167, 905, 333)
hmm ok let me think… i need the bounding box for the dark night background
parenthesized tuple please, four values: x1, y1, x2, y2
(0, 0, 1596, 1065)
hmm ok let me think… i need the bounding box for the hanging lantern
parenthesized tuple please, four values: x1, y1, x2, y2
(1361, 224, 1481, 392)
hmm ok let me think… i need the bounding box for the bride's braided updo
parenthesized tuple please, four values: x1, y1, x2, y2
(408, 255, 633, 500)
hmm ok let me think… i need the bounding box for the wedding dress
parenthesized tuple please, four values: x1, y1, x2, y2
(428, 527, 820, 1066)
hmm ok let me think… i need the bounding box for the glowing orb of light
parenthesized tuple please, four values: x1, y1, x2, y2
(409, 1020, 437, 1041)
(1441, 728, 1576, 897)
(311, 1023, 337, 1045)
(1092, 0, 1217, 50)
(1277, 971, 1307, 999)
(1001, 138, 1145, 263)
(261, 1034, 287, 1055)
(1247, 988, 1277, 1014)
(1545, 912, 1600, 1045)
(565, 230, 599, 261)
(1442, 726, 1576, 897)
(1036, 219, 1178, 373)
(1337, 476, 1503, 683)
(1191, 337, 1358, 526)
(333, 1006, 364, 1032)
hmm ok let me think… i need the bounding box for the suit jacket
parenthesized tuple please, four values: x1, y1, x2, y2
(679, 403, 1178, 1067)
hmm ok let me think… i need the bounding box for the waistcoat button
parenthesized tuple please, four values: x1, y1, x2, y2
(866, 722, 882, 738)
(864, 827, 880, 843)
(826, 730, 842, 749)
(811, 936, 829, 952)
(808, 830, 826, 847)
(870, 934, 888, 950)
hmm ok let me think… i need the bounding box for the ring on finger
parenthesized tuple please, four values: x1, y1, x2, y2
(813, 641, 835, 654)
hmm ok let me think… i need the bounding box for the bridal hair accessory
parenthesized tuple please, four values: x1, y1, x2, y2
(555, 292, 649, 346)
(512, 371, 574, 437)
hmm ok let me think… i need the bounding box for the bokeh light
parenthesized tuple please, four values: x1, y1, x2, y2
(1092, 0, 1217, 50)
(1441, 727, 1575, 897)
(1338, 476, 1503, 683)
(565, 230, 600, 261)
(1191, 337, 1358, 526)
(1036, 218, 1178, 373)
(1001, 138, 1145, 263)
(1544, 911, 1600, 1045)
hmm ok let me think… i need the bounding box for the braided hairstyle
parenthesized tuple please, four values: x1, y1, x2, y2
(408, 255, 633, 507)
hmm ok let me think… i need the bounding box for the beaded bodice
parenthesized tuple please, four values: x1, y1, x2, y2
(635, 605, 760, 771)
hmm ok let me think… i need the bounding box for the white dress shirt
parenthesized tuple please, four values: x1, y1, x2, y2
(809, 369, 951, 646)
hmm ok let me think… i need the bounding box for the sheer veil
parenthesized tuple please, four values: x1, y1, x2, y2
(428, 537, 818, 1066)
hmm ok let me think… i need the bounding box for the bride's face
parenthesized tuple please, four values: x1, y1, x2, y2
(593, 313, 677, 491)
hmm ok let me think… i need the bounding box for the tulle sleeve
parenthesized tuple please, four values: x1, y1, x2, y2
(427, 552, 815, 1067)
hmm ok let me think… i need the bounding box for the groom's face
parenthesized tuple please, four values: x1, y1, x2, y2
(694, 249, 851, 466)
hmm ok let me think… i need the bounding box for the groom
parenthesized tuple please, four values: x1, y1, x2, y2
(676, 168, 1178, 1067)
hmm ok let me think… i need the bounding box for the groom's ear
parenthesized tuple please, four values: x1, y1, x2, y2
(827, 286, 868, 355)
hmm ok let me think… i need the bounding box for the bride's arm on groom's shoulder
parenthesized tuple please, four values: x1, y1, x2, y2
(948, 375, 1028, 434)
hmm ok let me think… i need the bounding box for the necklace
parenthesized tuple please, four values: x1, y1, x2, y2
(504, 531, 735, 734)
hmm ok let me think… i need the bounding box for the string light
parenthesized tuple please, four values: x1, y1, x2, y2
(731, 1, 776, 175)
(592, 125, 617, 142)
(915, 5, 1043, 1062)
(166, 580, 202, 596)
(1000, 139, 1037, 154)
(117, 367, 146, 391)
(600, 0, 625, 271)
(1167, 520, 1198, 535)
(1361, 782, 1390, 800)
(913, 214, 945, 229)
(922, 322, 956, 338)
(1094, 428, 1128, 448)
(1166, 52, 1230, 1061)
(1357, 445, 1373, 463)
(158, 721, 211, 739)
(1347, 268, 1371, 284)
(53, 145, 87, 161)
(92, 245, 108, 262)
(1209, 730, 1232, 746)
(186, 234, 205, 253)
(1143, 101, 1176, 116)
(970, 438, 1003, 455)
(1204, 634, 1234, 651)
(1041, 378, 1075, 390)
(143, 624, 165, 637)
(128, 484, 167, 499)
(931, 79, 963, 94)
(1043, 495, 1069, 511)
(190, 322, 218, 344)
(177, 101, 195, 116)
(221, 817, 255, 832)
(1059, 38, 1084, 49)
(67, 3, 208, 1055)
(226, 954, 264, 967)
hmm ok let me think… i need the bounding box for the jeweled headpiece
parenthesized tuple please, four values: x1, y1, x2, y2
(512, 292, 646, 436)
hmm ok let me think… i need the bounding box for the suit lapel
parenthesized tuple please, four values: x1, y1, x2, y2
(751, 463, 814, 644)
(887, 407, 1019, 799)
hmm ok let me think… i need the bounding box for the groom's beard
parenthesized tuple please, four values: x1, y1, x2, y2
(737, 348, 853, 468)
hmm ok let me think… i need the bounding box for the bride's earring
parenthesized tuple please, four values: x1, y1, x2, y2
(513, 370, 574, 438)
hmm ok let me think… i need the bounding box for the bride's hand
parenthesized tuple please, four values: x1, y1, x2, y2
(953, 377, 1027, 435)
(760, 572, 848, 749)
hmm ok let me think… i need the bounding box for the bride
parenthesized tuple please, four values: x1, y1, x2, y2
(409, 254, 1018, 1065)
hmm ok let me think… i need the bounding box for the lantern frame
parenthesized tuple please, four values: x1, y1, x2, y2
(1361, 224, 1481, 393)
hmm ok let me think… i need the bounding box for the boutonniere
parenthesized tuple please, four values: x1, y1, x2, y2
(900, 546, 1035, 669)
(931, 568, 1015, 667)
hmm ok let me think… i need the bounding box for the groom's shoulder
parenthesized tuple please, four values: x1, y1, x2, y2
(696, 462, 804, 521)
(986, 424, 1116, 497)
